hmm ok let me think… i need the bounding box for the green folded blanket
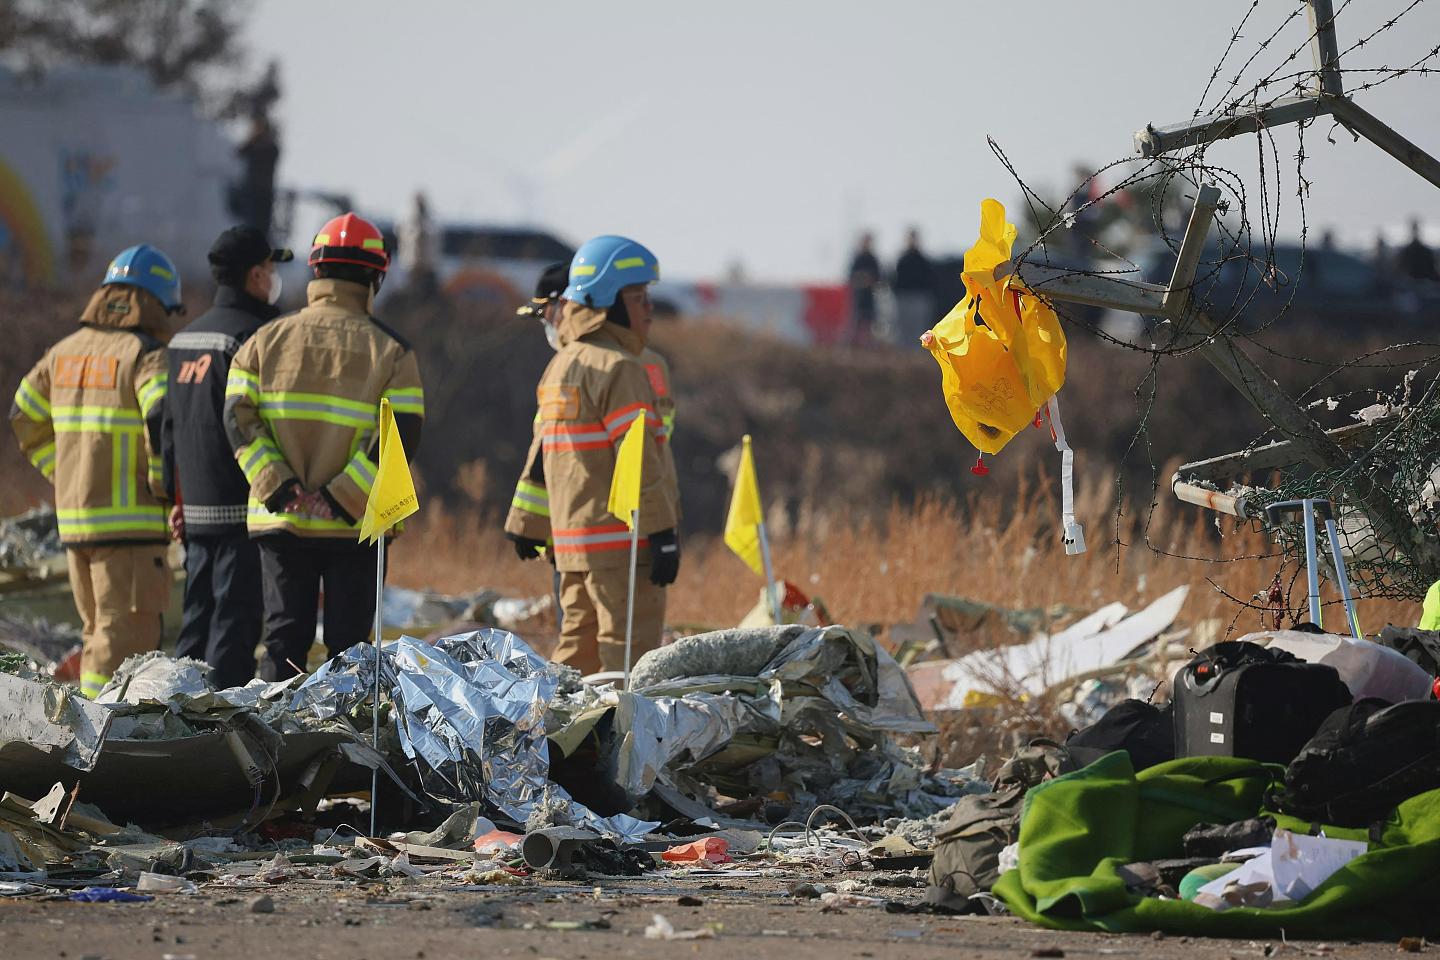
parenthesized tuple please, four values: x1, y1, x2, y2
(994, 752, 1440, 939)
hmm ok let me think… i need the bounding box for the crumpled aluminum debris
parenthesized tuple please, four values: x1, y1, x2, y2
(291, 629, 656, 842)
(609, 689, 764, 799)
(611, 625, 961, 822)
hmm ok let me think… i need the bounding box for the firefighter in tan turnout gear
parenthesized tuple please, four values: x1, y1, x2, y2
(223, 213, 424, 681)
(10, 245, 183, 697)
(505, 236, 680, 675)
(506, 261, 681, 609)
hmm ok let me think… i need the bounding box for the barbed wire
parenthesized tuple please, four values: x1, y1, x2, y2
(987, 0, 1440, 615)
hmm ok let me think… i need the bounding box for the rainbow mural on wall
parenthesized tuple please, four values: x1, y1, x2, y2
(0, 155, 57, 287)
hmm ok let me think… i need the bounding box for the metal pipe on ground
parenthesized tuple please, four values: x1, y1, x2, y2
(521, 826, 601, 871)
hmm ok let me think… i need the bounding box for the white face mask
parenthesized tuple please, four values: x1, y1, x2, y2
(542, 320, 560, 351)
(266, 270, 283, 306)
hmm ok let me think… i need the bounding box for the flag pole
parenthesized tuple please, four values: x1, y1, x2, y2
(369, 532, 385, 837)
(757, 519, 780, 625)
(623, 509, 639, 687)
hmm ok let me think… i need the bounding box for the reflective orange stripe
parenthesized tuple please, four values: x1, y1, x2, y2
(542, 420, 611, 452)
(603, 403, 669, 446)
(552, 523, 650, 553)
(601, 402, 656, 440)
(543, 421, 607, 435)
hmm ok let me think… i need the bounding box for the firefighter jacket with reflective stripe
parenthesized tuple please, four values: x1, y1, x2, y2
(10, 285, 172, 545)
(509, 302, 678, 572)
(162, 286, 279, 537)
(223, 278, 424, 539)
(506, 345, 677, 543)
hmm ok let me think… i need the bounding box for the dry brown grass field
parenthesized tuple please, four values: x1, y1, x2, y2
(386, 474, 1422, 650)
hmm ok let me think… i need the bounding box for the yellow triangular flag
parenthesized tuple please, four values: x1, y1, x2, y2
(357, 398, 419, 544)
(724, 435, 765, 576)
(608, 414, 646, 528)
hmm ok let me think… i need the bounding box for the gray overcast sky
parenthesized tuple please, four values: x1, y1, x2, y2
(249, 0, 1440, 282)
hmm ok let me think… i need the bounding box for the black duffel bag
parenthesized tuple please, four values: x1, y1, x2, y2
(1270, 698, 1440, 827)
(1066, 699, 1175, 771)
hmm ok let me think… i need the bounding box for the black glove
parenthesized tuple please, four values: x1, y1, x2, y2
(508, 533, 546, 561)
(263, 478, 303, 514)
(648, 528, 680, 586)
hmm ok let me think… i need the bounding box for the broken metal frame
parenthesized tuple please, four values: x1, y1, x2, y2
(1133, 0, 1440, 190)
(1016, 189, 1440, 583)
(1009, 0, 1440, 587)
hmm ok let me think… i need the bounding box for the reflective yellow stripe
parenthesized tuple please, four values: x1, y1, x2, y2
(572, 264, 597, 276)
(56, 506, 166, 536)
(81, 672, 110, 697)
(238, 436, 284, 483)
(14, 378, 50, 421)
(247, 500, 355, 532)
(51, 406, 142, 433)
(136, 374, 167, 418)
(362, 237, 385, 250)
(112, 430, 125, 506)
(148, 263, 175, 280)
(314, 233, 331, 245)
(512, 480, 550, 517)
(57, 506, 166, 521)
(30, 441, 56, 479)
(258, 391, 378, 429)
(614, 257, 646, 269)
(381, 387, 425, 415)
(225, 368, 260, 402)
(343, 451, 377, 496)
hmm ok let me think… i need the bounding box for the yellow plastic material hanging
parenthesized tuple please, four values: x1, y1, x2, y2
(922, 199, 1067, 455)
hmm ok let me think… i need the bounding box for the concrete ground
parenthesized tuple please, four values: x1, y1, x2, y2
(0, 875, 1419, 960)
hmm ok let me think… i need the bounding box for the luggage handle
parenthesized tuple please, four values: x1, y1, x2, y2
(1181, 657, 1227, 695)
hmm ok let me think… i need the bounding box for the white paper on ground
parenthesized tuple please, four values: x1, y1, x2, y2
(1197, 830, 1367, 908)
(1270, 830, 1368, 901)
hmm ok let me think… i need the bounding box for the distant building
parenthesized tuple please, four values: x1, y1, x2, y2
(0, 64, 236, 291)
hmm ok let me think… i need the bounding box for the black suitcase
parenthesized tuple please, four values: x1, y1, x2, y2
(1172, 641, 1353, 765)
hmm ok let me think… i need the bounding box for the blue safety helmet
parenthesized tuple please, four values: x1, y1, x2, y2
(564, 235, 659, 308)
(103, 244, 183, 312)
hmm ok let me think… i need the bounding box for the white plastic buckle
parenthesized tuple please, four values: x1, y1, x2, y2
(1063, 519, 1087, 556)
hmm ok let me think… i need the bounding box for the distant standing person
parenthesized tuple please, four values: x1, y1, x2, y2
(397, 191, 440, 293)
(848, 232, 881, 344)
(1397, 218, 1438, 282)
(231, 114, 280, 235)
(162, 226, 292, 689)
(893, 227, 937, 344)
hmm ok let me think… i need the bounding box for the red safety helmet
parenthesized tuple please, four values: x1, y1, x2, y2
(308, 213, 389, 273)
